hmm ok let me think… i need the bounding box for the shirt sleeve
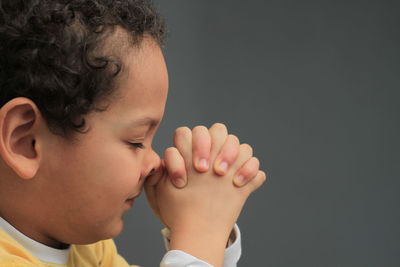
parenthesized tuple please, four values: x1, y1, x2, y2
(160, 224, 241, 267)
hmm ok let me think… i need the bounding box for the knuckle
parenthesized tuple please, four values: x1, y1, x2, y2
(256, 171, 267, 185)
(210, 122, 227, 132)
(240, 143, 253, 156)
(175, 126, 191, 138)
(252, 157, 260, 168)
(193, 125, 208, 133)
(261, 170, 268, 182)
(228, 134, 240, 144)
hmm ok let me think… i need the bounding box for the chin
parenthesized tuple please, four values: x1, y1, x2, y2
(100, 217, 125, 241)
(74, 217, 125, 245)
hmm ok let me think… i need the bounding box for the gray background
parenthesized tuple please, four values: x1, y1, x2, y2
(115, 0, 400, 266)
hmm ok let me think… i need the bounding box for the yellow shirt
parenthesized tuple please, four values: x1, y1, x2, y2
(0, 216, 242, 267)
(0, 229, 139, 267)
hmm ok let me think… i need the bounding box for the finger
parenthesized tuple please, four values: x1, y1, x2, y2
(145, 160, 165, 187)
(144, 167, 165, 222)
(213, 134, 240, 176)
(243, 170, 267, 194)
(209, 123, 228, 161)
(229, 143, 253, 172)
(192, 125, 211, 172)
(164, 147, 187, 188)
(144, 184, 161, 220)
(173, 126, 193, 169)
(233, 157, 260, 187)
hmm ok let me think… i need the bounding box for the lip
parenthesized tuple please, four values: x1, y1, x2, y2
(125, 191, 141, 208)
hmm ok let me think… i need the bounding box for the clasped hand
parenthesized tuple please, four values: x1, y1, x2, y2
(145, 123, 266, 233)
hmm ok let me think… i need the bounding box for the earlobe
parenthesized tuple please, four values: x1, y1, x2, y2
(0, 97, 43, 180)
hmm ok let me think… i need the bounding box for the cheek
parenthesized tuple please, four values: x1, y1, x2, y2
(50, 141, 143, 203)
(59, 145, 143, 223)
(81, 145, 144, 194)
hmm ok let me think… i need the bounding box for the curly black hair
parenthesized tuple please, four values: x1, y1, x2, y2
(0, 0, 166, 139)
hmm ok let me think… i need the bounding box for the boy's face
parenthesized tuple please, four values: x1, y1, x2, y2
(38, 37, 168, 245)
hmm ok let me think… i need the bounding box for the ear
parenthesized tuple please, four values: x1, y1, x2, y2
(0, 97, 44, 179)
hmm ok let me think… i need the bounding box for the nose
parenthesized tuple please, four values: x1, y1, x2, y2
(141, 148, 161, 179)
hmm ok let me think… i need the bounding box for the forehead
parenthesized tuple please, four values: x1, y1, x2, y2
(102, 36, 169, 127)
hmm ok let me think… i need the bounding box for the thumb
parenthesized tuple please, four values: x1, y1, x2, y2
(164, 147, 187, 188)
(144, 163, 166, 223)
(145, 160, 165, 187)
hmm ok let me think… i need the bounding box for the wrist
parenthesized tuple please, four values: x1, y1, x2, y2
(169, 225, 231, 267)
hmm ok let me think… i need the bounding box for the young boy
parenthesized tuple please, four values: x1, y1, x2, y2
(0, 1, 266, 267)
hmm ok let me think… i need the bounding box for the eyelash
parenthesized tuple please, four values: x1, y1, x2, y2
(128, 142, 145, 149)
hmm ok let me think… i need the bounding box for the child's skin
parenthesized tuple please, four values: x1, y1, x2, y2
(0, 31, 265, 264)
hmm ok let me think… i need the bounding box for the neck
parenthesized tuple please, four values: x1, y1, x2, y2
(0, 216, 70, 265)
(0, 206, 68, 249)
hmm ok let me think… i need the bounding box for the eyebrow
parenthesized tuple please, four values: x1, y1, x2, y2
(127, 116, 160, 128)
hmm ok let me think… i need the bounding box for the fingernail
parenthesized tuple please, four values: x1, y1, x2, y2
(175, 178, 186, 188)
(219, 161, 228, 173)
(235, 175, 245, 186)
(199, 158, 209, 169)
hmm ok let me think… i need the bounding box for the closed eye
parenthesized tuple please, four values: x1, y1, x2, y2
(128, 142, 145, 149)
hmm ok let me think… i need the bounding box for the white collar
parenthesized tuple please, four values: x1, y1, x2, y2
(0, 216, 70, 264)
